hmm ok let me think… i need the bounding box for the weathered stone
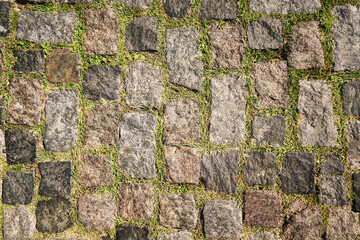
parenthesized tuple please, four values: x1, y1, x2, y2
(320, 153, 344, 175)
(0, 45, 4, 78)
(118, 183, 154, 221)
(299, 80, 338, 146)
(2, 171, 34, 205)
(46, 49, 80, 83)
(78, 193, 116, 230)
(159, 194, 197, 229)
(281, 152, 315, 194)
(5, 129, 37, 165)
(246, 232, 280, 240)
(124, 0, 153, 8)
(79, 154, 113, 187)
(354, 173, 360, 212)
(244, 190, 282, 228)
(244, 151, 279, 186)
(7, 78, 43, 125)
(332, 4, 360, 71)
(163, 0, 190, 18)
(346, 120, 360, 169)
(83, 65, 122, 101)
(248, 17, 283, 50)
(116, 226, 150, 240)
(210, 75, 247, 144)
(253, 61, 288, 108)
(288, 21, 325, 70)
(320, 176, 347, 205)
(38, 161, 71, 197)
(164, 98, 200, 144)
(125, 61, 163, 109)
(12, 50, 44, 74)
(36, 197, 73, 233)
(125, 16, 159, 52)
(249, 0, 321, 14)
(84, 8, 118, 55)
(209, 22, 245, 69)
(203, 200, 242, 239)
(119, 112, 156, 179)
(17, 11, 77, 44)
(84, 104, 122, 147)
(252, 116, 286, 147)
(201, 150, 238, 194)
(164, 145, 200, 185)
(158, 231, 192, 240)
(3, 206, 36, 240)
(44, 89, 78, 152)
(327, 207, 360, 240)
(0, 95, 6, 121)
(0, 2, 11, 37)
(343, 79, 360, 117)
(166, 28, 203, 91)
(0, 129, 4, 156)
(200, 0, 238, 20)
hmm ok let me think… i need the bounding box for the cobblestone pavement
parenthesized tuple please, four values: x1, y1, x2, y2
(0, 0, 360, 239)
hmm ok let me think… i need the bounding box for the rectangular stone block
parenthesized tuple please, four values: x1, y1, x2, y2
(249, 0, 321, 14)
(200, 0, 238, 20)
(342, 79, 360, 117)
(347, 120, 360, 170)
(0, 2, 11, 37)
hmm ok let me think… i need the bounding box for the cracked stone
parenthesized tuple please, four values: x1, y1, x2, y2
(5, 129, 37, 165)
(79, 154, 113, 187)
(3, 206, 36, 240)
(320, 153, 344, 175)
(158, 231, 192, 240)
(248, 17, 283, 50)
(201, 150, 239, 195)
(327, 207, 360, 240)
(343, 79, 360, 117)
(0, 2, 11, 37)
(46, 49, 80, 83)
(354, 173, 360, 212)
(17, 11, 77, 44)
(320, 176, 347, 205)
(124, 0, 153, 8)
(249, 0, 321, 14)
(163, 0, 190, 18)
(44, 89, 79, 152)
(252, 115, 286, 147)
(166, 27, 203, 91)
(2, 171, 34, 205)
(210, 74, 247, 144)
(116, 226, 150, 240)
(246, 232, 280, 240)
(12, 50, 45, 74)
(346, 120, 360, 169)
(200, 0, 238, 20)
(119, 112, 156, 179)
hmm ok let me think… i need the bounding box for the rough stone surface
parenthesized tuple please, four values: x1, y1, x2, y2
(244, 190, 283, 228)
(249, 0, 321, 14)
(281, 152, 315, 194)
(201, 150, 238, 195)
(3, 206, 36, 240)
(79, 154, 113, 187)
(118, 183, 154, 221)
(346, 120, 360, 169)
(36, 197, 73, 233)
(246, 232, 280, 240)
(78, 193, 116, 230)
(343, 79, 360, 117)
(7, 78, 43, 125)
(0, 2, 11, 37)
(166, 28, 203, 91)
(44, 89, 79, 152)
(158, 231, 192, 240)
(163, 0, 190, 18)
(116, 226, 150, 240)
(327, 207, 360, 240)
(84, 104, 122, 147)
(253, 61, 288, 108)
(203, 200, 242, 239)
(164, 98, 200, 144)
(118, 112, 156, 179)
(320, 153, 344, 175)
(38, 161, 72, 197)
(299, 80, 338, 146)
(0, 45, 4, 78)
(0, 129, 4, 156)
(125, 61, 163, 109)
(12, 50, 45, 74)
(2, 171, 34, 205)
(244, 151, 279, 186)
(332, 4, 360, 71)
(164, 145, 200, 185)
(125, 16, 159, 52)
(288, 21, 325, 70)
(0, 95, 6, 122)
(46, 49, 80, 83)
(84, 8, 118, 55)
(209, 22, 245, 69)
(248, 17, 283, 50)
(354, 173, 360, 212)
(200, 0, 238, 20)
(159, 194, 197, 229)
(320, 176, 347, 205)
(210, 75, 247, 144)
(252, 115, 286, 147)
(17, 11, 77, 44)
(124, 0, 152, 8)
(5, 129, 37, 165)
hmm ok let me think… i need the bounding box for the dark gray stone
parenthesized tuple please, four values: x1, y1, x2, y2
(343, 79, 360, 117)
(320, 153, 344, 175)
(346, 120, 360, 169)
(244, 151, 279, 186)
(17, 11, 77, 44)
(5, 129, 37, 165)
(320, 176, 347, 205)
(38, 161, 72, 197)
(201, 150, 239, 194)
(3, 206, 36, 240)
(116, 226, 150, 240)
(248, 17, 283, 50)
(0, 2, 11, 37)
(3, 171, 34, 205)
(281, 152, 315, 194)
(36, 197, 73, 233)
(354, 173, 360, 212)
(83, 65, 122, 101)
(252, 115, 286, 147)
(163, 0, 191, 18)
(249, 0, 321, 14)
(200, 0, 238, 20)
(12, 50, 44, 74)
(125, 16, 159, 52)
(327, 207, 360, 240)
(158, 232, 192, 240)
